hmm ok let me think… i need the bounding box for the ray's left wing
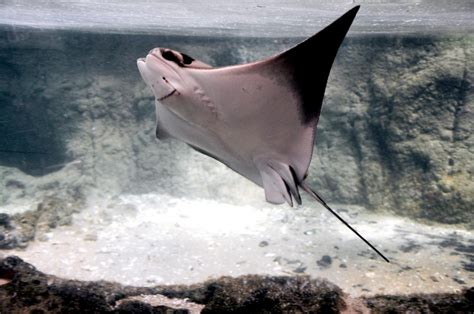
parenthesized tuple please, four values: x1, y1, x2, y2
(184, 6, 359, 205)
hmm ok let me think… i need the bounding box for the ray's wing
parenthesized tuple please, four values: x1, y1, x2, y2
(185, 6, 359, 205)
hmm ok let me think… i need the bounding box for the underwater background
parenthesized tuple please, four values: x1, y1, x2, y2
(0, 0, 473, 306)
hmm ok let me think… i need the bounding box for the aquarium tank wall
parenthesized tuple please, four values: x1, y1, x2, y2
(0, 0, 473, 312)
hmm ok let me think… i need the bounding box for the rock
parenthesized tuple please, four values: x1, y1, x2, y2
(0, 256, 345, 313)
(308, 35, 474, 225)
(0, 213, 16, 249)
(115, 300, 193, 313)
(196, 276, 344, 313)
(0, 213, 11, 226)
(114, 301, 156, 313)
(1, 256, 473, 313)
(317, 255, 333, 269)
(116, 295, 203, 313)
(84, 233, 98, 242)
(258, 241, 269, 247)
(0, 196, 83, 249)
(363, 287, 474, 313)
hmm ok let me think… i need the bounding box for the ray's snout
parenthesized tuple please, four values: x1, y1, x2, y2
(136, 48, 166, 81)
(136, 47, 180, 102)
(148, 48, 162, 57)
(136, 57, 148, 82)
(136, 48, 163, 68)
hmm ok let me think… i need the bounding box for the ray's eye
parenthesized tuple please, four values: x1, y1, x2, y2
(181, 53, 195, 65)
(162, 50, 181, 64)
(161, 49, 195, 66)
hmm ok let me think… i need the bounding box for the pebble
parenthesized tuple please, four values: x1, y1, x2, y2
(84, 233, 98, 241)
(259, 241, 269, 247)
(317, 255, 332, 268)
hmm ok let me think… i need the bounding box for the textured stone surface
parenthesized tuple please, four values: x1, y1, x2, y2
(1, 256, 473, 313)
(0, 256, 346, 313)
(0, 196, 82, 249)
(310, 34, 474, 225)
(0, 28, 472, 226)
(363, 288, 474, 313)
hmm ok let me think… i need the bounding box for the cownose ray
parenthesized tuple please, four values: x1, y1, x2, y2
(137, 6, 389, 263)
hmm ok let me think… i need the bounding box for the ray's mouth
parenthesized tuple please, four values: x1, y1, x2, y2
(157, 89, 177, 101)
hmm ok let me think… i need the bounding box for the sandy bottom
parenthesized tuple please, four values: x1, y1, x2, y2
(2, 193, 473, 297)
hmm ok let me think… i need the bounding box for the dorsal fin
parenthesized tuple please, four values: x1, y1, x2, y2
(276, 5, 360, 124)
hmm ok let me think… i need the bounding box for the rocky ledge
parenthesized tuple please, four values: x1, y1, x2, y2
(0, 256, 472, 313)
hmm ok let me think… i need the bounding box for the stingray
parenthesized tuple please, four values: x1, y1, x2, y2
(137, 6, 389, 262)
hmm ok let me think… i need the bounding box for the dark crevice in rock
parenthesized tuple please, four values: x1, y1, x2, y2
(452, 67, 470, 143)
(348, 119, 370, 206)
(367, 121, 401, 209)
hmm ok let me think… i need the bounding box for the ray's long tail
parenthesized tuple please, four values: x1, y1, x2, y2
(299, 181, 390, 263)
